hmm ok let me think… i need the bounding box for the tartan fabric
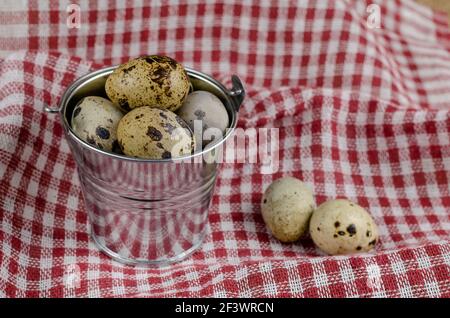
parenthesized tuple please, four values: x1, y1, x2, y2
(0, 0, 449, 297)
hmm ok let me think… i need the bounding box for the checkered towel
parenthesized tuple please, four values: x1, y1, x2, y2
(0, 0, 449, 297)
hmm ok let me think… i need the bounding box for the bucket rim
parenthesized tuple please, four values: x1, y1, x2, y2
(58, 65, 245, 163)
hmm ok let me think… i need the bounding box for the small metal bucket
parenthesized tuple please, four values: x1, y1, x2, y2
(46, 66, 245, 266)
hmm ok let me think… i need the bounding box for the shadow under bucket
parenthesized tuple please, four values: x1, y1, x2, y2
(46, 66, 245, 266)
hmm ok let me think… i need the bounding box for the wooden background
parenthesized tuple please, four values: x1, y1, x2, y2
(417, 0, 450, 24)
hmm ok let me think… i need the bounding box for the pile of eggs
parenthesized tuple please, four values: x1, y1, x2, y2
(261, 177, 379, 255)
(71, 55, 229, 159)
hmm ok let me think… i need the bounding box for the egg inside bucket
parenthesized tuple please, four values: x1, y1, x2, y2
(64, 66, 240, 159)
(105, 56, 191, 112)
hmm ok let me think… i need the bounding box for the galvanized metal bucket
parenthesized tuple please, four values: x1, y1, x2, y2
(45, 66, 245, 266)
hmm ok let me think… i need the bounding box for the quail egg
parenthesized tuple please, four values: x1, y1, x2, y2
(261, 176, 315, 242)
(105, 55, 190, 112)
(71, 96, 123, 152)
(117, 107, 195, 159)
(177, 90, 229, 146)
(309, 199, 379, 255)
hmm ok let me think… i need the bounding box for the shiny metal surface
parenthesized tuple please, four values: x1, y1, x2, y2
(54, 66, 245, 266)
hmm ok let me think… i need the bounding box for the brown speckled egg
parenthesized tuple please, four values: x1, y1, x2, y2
(261, 177, 315, 243)
(117, 107, 195, 159)
(309, 199, 379, 255)
(71, 96, 123, 152)
(105, 55, 190, 112)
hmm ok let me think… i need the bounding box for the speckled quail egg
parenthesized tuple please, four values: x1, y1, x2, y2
(71, 96, 123, 152)
(177, 90, 229, 146)
(117, 107, 195, 159)
(261, 176, 315, 243)
(105, 55, 190, 112)
(309, 199, 379, 255)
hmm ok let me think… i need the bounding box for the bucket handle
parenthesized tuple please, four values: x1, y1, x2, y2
(44, 74, 246, 113)
(44, 104, 60, 114)
(227, 75, 245, 111)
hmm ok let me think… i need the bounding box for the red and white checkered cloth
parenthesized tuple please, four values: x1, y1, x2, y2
(0, 0, 449, 297)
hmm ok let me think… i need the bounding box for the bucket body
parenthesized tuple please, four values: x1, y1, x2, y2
(53, 66, 245, 266)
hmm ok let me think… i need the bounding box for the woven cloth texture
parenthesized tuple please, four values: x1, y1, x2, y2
(0, 0, 449, 297)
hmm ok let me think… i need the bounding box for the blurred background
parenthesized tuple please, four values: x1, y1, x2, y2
(417, 0, 450, 23)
